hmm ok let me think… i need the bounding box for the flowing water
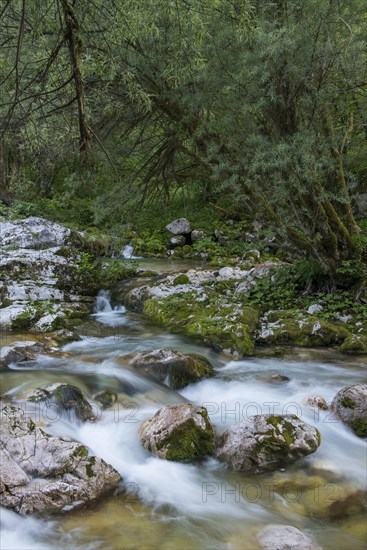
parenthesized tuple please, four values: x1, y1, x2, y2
(1, 285, 366, 550)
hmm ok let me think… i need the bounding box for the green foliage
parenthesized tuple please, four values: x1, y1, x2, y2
(192, 237, 223, 257)
(1, 0, 366, 274)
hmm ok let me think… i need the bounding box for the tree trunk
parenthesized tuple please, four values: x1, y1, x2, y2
(60, 0, 92, 152)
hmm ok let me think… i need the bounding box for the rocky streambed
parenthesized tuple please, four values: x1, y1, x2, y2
(1, 218, 366, 549)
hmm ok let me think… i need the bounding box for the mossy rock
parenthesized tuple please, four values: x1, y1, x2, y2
(33, 383, 96, 422)
(93, 390, 117, 409)
(257, 315, 350, 347)
(173, 274, 190, 285)
(331, 384, 367, 438)
(143, 294, 255, 356)
(338, 334, 367, 355)
(128, 348, 214, 389)
(215, 414, 320, 472)
(140, 404, 216, 462)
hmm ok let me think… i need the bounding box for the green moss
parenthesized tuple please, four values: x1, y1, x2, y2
(341, 396, 356, 409)
(338, 335, 367, 355)
(259, 315, 350, 347)
(173, 274, 190, 285)
(316, 428, 321, 446)
(143, 293, 254, 356)
(27, 418, 36, 433)
(169, 356, 214, 389)
(158, 418, 214, 462)
(85, 456, 96, 477)
(348, 418, 367, 437)
(265, 416, 296, 448)
(73, 445, 89, 458)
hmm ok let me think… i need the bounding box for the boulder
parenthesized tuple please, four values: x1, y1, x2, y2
(166, 218, 191, 235)
(140, 403, 215, 462)
(169, 235, 186, 247)
(257, 313, 350, 347)
(0, 217, 76, 249)
(338, 334, 367, 355)
(257, 373, 290, 384)
(26, 382, 95, 422)
(191, 230, 206, 243)
(242, 249, 261, 261)
(330, 384, 367, 437)
(257, 525, 316, 550)
(0, 341, 56, 368)
(215, 415, 320, 472)
(0, 402, 121, 515)
(0, 217, 105, 332)
(124, 285, 153, 312)
(128, 348, 214, 389)
(305, 396, 328, 411)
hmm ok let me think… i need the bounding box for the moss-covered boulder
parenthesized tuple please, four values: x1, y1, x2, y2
(257, 312, 350, 347)
(331, 384, 367, 437)
(338, 334, 367, 355)
(127, 348, 214, 389)
(215, 414, 320, 472)
(26, 382, 95, 422)
(143, 293, 258, 356)
(140, 404, 215, 462)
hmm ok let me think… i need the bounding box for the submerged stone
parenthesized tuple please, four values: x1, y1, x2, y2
(257, 524, 317, 550)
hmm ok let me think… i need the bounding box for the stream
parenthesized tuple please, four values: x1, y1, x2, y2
(0, 262, 366, 550)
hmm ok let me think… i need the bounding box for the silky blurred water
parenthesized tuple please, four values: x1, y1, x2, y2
(1, 289, 366, 550)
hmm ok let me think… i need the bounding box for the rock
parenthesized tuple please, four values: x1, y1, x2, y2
(218, 267, 235, 278)
(215, 415, 320, 472)
(169, 235, 186, 247)
(330, 384, 367, 437)
(305, 396, 328, 411)
(0, 217, 76, 249)
(257, 524, 316, 550)
(338, 334, 367, 355)
(0, 403, 120, 515)
(93, 390, 117, 409)
(257, 313, 350, 347)
(257, 373, 290, 384)
(140, 404, 215, 462)
(173, 274, 190, 285)
(191, 230, 206, 243)
(242, 249, 261, 261)
(166, 218, 191, 235)
(125, 285, 153, 312)
(307, 304, 323, 315)
(0, 341, 56, 368)
(51, 329, 81, 345)
(26, 383, 95, 422)
(128, 348, 214, 389)
(0, 217, 106, 332)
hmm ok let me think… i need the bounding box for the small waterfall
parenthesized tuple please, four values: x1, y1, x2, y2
(121, 244, 135, 258)
(93, 290, 127, 326)
(95, 290, 113, 312)
(119, 244, 141, 259)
